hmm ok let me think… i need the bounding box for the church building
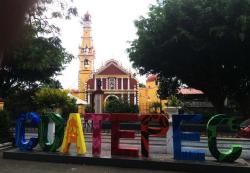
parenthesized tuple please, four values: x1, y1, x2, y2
(76, 12, 139, 109)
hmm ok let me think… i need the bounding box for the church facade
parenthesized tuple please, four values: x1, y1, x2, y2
(85, 59, 139, 105)
(76, 12, 138, 108)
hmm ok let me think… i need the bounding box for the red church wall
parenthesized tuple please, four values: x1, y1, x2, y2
(118, 78, 121, 89)
(130, 78, 137, 89)
(130, 94, 134, 105)
(98, 64, 127, 75)
(102, 78, 106, 89)
(87, 79, 94, 89)
(123, 78, 128, 89)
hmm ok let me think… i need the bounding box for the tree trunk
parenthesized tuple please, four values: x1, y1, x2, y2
(0, 51, 3, 66)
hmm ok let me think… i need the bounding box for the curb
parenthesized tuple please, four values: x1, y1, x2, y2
(3, 149, 250, 173)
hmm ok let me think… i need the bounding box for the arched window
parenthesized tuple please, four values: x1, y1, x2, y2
(84, 59, 89, 66)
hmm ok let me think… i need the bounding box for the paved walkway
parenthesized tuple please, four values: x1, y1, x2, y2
(0, 151, 185, 173)
(2, 132, 250, 173)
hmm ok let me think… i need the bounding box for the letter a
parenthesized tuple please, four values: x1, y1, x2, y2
(60, 113, 86, 154)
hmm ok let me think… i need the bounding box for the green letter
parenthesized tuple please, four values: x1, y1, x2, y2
(207, 114, 242, 162)
(38, 113, 65, 152)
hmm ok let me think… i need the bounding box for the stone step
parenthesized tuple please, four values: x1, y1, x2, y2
(0, 142, 12, 151)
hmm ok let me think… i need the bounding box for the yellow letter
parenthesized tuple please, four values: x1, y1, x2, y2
(60, 113, 86, 154)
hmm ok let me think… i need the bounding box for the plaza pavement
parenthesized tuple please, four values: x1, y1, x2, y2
(0, 151, 184, 173)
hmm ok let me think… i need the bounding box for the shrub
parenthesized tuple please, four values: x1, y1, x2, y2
(150, 102, 162, 113)
(85, 104, 94, 113)
(104, 97, 139, 113)
(0, 110, 12, 143)
(167, 95, 183, 107)
(33, 88, 77, 119)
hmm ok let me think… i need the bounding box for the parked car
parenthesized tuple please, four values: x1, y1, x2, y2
(237, 119, 250, 138)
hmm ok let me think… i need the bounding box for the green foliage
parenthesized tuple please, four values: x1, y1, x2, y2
(157, 76, 181, 99)
(131, 104, 140, 113)
(128, 0, 250, 114)
(0, 0, 77, 122)
(5, 88, 39, 120)
(62, 97, 78, 119)
(0, 25, 73, 98)
(139, 83, 146, 88)
(167, 95, 183, 107)
(85, 104, 94, 113)
(150, 101, 162, 113)
(104, 97, 139, 113)
(34, 88, 69, 108)
(0, 0, 78, 64)
(0, 110, 12, 143)
(33, 88, 77, 119)
(27, 0, 78, 34)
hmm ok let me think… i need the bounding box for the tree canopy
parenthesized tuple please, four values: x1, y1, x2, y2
(0, 0, 77, 64)
(104, 96, 139, 113)
(128, 0, 250, 114)
(0, 26, 73, 98)
(0, 0, 77, 120)
(33, 88, 77, 119)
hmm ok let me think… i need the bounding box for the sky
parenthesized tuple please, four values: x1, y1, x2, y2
(55, 0, 156, 89)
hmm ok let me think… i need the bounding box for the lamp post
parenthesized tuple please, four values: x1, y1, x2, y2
(93, 79, 104, 113)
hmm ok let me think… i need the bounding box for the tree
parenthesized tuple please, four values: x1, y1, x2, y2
(85, 104, 94, 113)
(0, 25, 73, 98)
(128, 0, 250, 115)
(104, 97, 139, 113)
(33, 88, 77, 119)
(139, 83, 146, 88)
(167, 95, 183, 107)
(0, 110, 12, 143)
(157, 76, 181, 100)
(0, 0, 77, 64)
(27, 0, 78, 34)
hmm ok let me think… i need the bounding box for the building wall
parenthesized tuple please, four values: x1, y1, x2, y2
(139, 80, 167, 113)
(79, 71, 92, 100)
(0, 100, 4, 110)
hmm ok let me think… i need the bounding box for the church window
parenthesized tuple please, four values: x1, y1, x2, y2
(83, 46, 89, 53)
(84, 59, 89, 66)
(109, 78, 116, 90)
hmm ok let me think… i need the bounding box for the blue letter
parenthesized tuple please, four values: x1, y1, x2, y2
(172, 114, 205, 161)
(15, 112, 40, 150)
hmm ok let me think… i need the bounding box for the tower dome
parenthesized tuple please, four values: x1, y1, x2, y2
(146, 75, 157, 82)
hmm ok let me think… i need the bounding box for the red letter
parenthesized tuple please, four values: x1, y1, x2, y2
(85, 113, 110, 156)
(111, 113, 139, 157)
(141, 114, 169, 157)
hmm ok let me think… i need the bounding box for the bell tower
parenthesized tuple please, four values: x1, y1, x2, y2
(78, 11, 95, 100)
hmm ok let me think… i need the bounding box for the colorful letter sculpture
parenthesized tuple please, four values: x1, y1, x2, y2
(85, 113, 110, 156)
(111, 114, 139, 157)
(38, 113, 65, 152)
(15, 112, 41, 150)
(141, 114, 169, 157)
(207, 114, 242, 162)
(172, 114, 205, 161)
(60, 113, 87, 154)
(14, 111, 246, 162)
